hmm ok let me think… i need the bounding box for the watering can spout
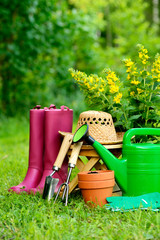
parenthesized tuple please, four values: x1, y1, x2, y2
(92, 141, 127, 193)
(73, 124, 127, 193)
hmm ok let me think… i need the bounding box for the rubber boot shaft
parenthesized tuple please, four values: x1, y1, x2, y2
(30, 106, 73, 194)
(9, 106, 45, 193)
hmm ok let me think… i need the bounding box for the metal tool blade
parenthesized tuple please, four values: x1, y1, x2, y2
(42, 176, 59, 200)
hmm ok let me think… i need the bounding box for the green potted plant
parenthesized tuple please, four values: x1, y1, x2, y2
(69, 44, 160, 132)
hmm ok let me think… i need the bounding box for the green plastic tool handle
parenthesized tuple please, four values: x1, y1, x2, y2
(123, 128, 160, 145)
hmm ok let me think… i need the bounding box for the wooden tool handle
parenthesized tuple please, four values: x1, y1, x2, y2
(54, 134, 73, 169)
(69, 142, 83, 166)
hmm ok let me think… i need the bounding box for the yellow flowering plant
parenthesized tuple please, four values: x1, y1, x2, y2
(69, 44, 160, 130)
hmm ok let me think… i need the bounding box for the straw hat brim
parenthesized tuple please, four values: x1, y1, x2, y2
(98, 132, 125, 145)
(59, 131, 125, 145)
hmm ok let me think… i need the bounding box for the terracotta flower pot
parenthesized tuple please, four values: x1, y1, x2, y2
(78, 170, 115, 207)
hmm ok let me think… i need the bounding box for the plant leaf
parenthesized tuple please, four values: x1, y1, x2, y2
(129, 114, 141, 120)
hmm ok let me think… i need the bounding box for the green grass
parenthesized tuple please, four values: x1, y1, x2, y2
(0, 117, 160, 240)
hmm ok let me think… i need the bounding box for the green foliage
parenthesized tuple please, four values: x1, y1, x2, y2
(0, 0, 160, 118)
(98, 0, 160, 75)
(69, 45, 160, 131)
(108, 0, 160, 54)
(0, 0, 56, 115)
(0, 0, 104, 116)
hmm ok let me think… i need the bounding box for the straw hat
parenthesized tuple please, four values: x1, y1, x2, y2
(75, 111, 124, 144)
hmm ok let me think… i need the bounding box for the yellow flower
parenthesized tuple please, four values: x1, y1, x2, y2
(107, 78, 114, 85)
(106, 70, 120, 83)
(113, 93, 122, 103)
(124, 59, 137, 75)
(131, 80, 140, 85)
(151, 56, 160, 81)
(138, 45, 149, 65)
(84, 79, 87, 84)
(139, 52, 143, 59)
(101, 79, 105, 84)
(109, 84, 119, 93)
(132, 70, 138, 75)
(137, 88, 144, 94)
(142, 48, 148, 54)
(130, 91, 135, 96)
(152, 75, 157, 79)
(126, 68, 131, 73)
(110, 72, 118, 81)
(144, 54, 149, 59)
(99, 87, 104, 92)
(89, 77, 93, 83)
(86, 83, 90, 88)
(127, 74, 131, 80)
(142, 60, 147, 65)
(124, 59, 134, 67)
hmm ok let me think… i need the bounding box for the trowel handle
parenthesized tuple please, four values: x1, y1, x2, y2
(53, 134, 73, 169)
(69, 142, 83, 166)
(123, 128, 160, 145)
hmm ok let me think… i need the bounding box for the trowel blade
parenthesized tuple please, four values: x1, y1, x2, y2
(42, 176, 59, 200)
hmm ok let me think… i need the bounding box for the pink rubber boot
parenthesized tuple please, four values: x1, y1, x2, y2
(30, 105, 73, 194)
(9, 105, 45, 193)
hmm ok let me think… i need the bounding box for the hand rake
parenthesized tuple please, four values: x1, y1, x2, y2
(54, 141, 83, 206)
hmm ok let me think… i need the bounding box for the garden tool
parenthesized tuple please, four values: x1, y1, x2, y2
(106, 192, 160, 212)
(54, 141, 83, 206)
(30, 105, 73, 194)
(42, 132, 73, 200)
(9, 105, 45, 193)
(73, 124, 160, 197)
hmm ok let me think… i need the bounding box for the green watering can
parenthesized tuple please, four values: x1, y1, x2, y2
(73, 124, 160, 196)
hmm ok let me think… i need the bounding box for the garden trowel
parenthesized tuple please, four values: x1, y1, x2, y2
(42, 132, 73, 200)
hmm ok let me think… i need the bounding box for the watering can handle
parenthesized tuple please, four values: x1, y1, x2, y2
(123, 128, 160, 145)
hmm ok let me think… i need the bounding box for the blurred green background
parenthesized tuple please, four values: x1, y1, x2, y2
(0, 0, 160, 119)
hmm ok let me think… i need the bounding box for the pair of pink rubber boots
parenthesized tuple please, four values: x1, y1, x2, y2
(9, 104, 73, 194)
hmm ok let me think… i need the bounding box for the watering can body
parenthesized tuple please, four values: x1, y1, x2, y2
(93, 128, 160, 196)
(73, 125, 160, 196)
(122, 128, 160, 196)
